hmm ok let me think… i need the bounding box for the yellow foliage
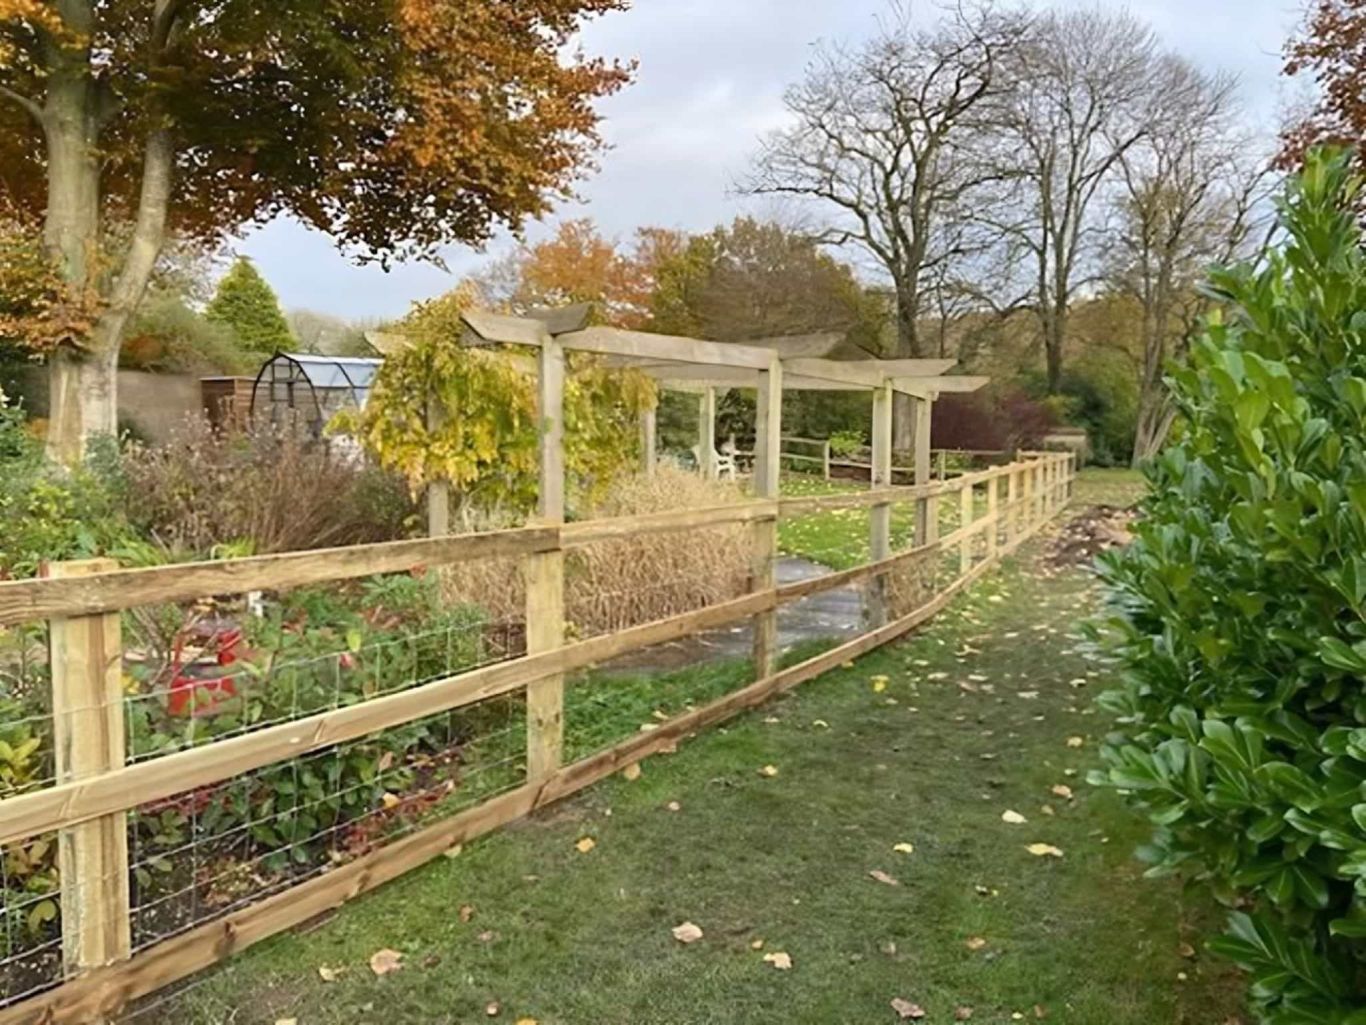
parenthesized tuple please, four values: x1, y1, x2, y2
(333, 282, 656, 517)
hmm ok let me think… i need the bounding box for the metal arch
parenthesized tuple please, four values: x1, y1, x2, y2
(248, 352, 326, 431)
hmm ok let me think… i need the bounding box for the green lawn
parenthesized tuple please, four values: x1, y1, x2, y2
(1072, 467, 1146, 509)
(146, 501, 1242, 1025)
(777, 475, 975, 570)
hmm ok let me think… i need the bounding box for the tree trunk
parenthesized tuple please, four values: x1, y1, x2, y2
(40, 3, 174, 464)
(41, 5, 110, 463)
(47, 346, 119, 464)
(892, 285, 921, 452)
(1131, 394, 1174, 465)
(1043, 298, 1066, 394)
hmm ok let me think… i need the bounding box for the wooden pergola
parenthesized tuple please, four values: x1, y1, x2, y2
(456, 304, 990, 663)
(458, 303, 988, 501)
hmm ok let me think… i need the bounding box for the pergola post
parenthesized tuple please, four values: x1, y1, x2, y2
(698, 386, 717, 480)
(639, 402, 657, 478)
(525, 337, 566, 783)
(913, 394, 937, 545)
(751, 364, 782, 679)
(868, 382, 893, 627)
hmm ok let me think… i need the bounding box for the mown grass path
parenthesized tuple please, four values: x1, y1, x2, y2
(150, 476, 1244, 1025)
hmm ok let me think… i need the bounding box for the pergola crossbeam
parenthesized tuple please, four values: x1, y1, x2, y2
(893, 375, 991, 399)
(458, 308, 990, 397)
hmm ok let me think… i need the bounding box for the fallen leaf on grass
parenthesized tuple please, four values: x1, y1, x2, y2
(672, 921, 704, 944)
(575, 836, 597, 854)
(1025, 843, 1064, 858)
(750, 938, 764, 950)
(812, 719, 830, 728)
(516, 1019, 539, 1025)
(892, 997, 927, 1019)
(666, 801, 682, 812)
(871, 675, 889, 693)
(1001, 810, 1027, 825)
(869, 869, 901, 886)
(758, 764, 780, 778)
(955, 1007, 974, 1020)
(893, 842, 915, 854)
(444, 844, 463, 859)
(762, 951, 793, 970)
(1051, 784, 1073, 799)
(485, 1001, 500, 1016)
(1066, 736, 1084, 749)
(459, 903, 475, 922)
(369, 948, 403, 975)
(1178, 941, 1196, 959)
(381, 792, 401, 810)
(275, 1019, 298, 1025)
(318, 965, 343, 982)
(965, 936, 987, 951)
(621, 762, 642, 781)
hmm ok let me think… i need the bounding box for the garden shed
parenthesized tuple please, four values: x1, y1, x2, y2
(250, 353, 384, 435)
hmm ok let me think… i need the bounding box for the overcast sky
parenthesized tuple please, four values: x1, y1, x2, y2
(239, 0, 1304, 323)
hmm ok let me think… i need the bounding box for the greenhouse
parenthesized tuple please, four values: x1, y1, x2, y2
(249, 352, 383, 435)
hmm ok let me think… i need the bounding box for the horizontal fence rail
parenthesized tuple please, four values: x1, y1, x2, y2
(0, 451, 1077, 1024)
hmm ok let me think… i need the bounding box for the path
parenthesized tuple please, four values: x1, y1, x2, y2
(141, 497, 1246, 1025)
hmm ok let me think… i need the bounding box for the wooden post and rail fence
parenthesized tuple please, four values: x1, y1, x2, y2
(754, 436, 1018, 482)
(0, 447, 1076, 1024)
(0, 306, 1076, 1022)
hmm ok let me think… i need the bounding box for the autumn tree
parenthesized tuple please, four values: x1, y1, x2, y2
(650, 217, 881, 347)
(1282, 0, 1366, 171)
(0, 0, 632, 461)
(649, 217, 884, 444)
(477, 218, 684, 329)
(744, 3, 1026, 445)
(205, 257, 294, 355)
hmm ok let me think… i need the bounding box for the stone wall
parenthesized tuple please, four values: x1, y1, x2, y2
(1, 364, 202, 443)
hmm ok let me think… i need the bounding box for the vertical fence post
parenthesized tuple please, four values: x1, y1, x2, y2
(640, 403, 657, 478)
(913, 395, 935, 545)
(526, 337, 566, 783)
(47, 558, 131, 979)
(868, 382, 893, 627)
(822, 440, 831, 481)
(1027, 464, 1038, 530)
(1007, 465, 1021, 542)
(699, 386, 717, 480)
(751, 363, 783, 679)
(426, 397, 450, 538)
(986, 469, 1000, 560)
(959, 480, 974, 576)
